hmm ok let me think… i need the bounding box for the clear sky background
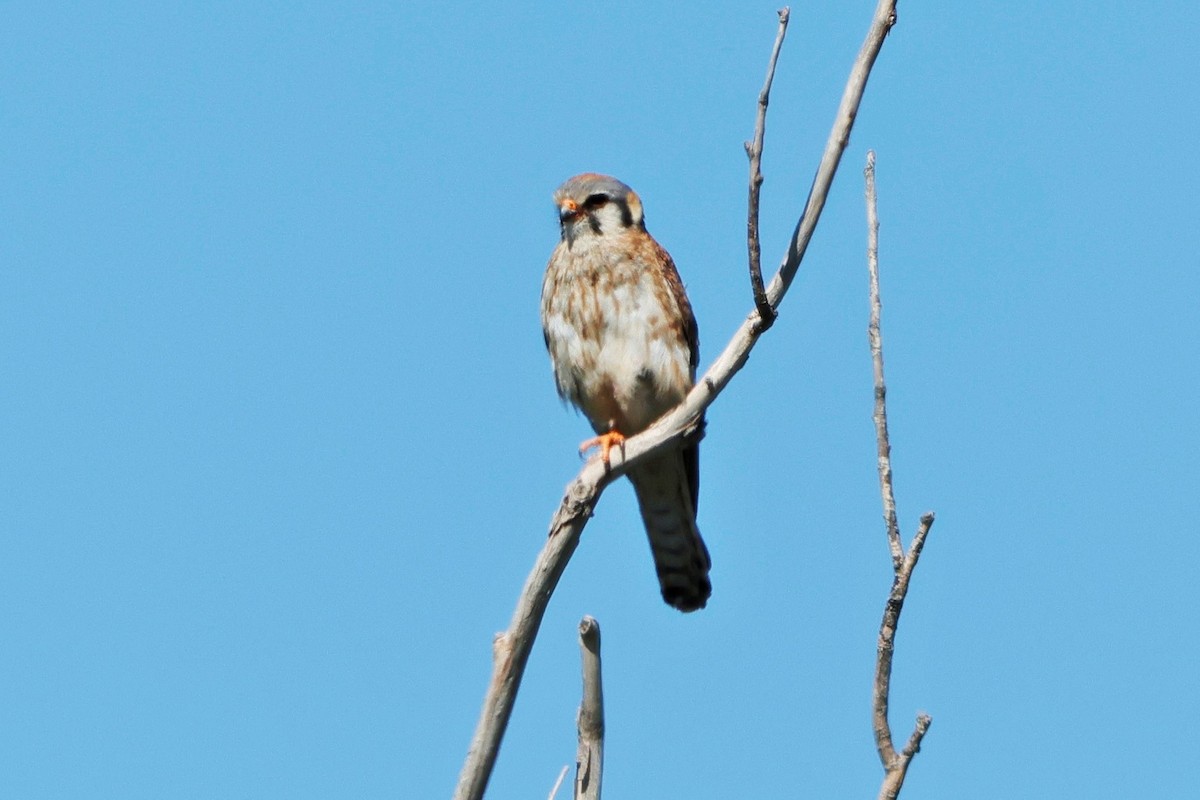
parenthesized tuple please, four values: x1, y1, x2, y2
(2, 2, 1197, 798)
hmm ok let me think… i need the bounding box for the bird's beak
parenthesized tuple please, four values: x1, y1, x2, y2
(558, 198, 580, 221)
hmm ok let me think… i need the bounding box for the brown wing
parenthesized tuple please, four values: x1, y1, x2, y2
(648, 238, 702, 511)
(650, 238, 699, 376)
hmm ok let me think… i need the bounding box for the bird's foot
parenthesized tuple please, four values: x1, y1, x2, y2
(579, 430, 626, 467)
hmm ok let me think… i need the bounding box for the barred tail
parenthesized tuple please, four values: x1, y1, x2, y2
(628, 449, 712, 612)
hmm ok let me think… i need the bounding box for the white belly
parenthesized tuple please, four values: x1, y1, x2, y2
(542, 242, 693, 435)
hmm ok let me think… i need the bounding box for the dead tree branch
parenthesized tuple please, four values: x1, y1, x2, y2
(873, 515, 933, 800)
(745, 6, 790, 329)
(574, 616, 604, 800)
(547, 765, 569, 800)
(453, 5, 899, 798)
(866, 150, 904, 572)
(864, 150, 935, 800)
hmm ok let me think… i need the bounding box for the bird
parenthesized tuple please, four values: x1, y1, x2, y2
(540, 173, 712, 612)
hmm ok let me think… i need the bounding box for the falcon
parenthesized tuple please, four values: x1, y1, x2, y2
(541, 173, 712, 612)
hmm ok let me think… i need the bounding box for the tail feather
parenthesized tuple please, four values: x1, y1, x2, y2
(628, 449, 712, 612)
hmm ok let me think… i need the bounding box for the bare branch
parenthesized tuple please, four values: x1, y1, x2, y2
(865, 149, 904, 571)
(865, 149, 935, 800)
(453, 5, 899, 797)
(763, 0, 898, 310)
(453, 480, 601, 800)
(871, 514, 934, 777)
(903, 512, 935, 579)
(878, 712, 931, 800)
(745, 6, 790, 329)
(901, 712, 932, 760)
(574, 616, 604, 800)
(548, 765, 569, 800)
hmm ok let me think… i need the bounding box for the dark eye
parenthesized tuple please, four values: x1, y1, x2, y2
(582, 193, 609, 209)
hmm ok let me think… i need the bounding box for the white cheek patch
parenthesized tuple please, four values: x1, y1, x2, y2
(625, 192, 643, 226)
(594, 202, 628, 234)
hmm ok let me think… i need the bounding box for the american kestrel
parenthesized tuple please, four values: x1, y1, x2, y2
(540, 173, 712, 612)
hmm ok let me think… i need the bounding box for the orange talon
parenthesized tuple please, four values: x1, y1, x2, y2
(579, 429, 626, 466)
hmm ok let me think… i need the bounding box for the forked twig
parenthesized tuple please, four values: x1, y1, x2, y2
(745, 7, 790, 328)
(864, 150, 935, 800)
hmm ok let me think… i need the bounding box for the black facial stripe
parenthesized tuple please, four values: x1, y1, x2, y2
(617, 198, 634, 228)
(567, 194, 634, 239)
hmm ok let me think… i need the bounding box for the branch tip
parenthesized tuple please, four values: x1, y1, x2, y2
(864, 86, 934, 800)
(745, 6, 790, 323)
(547, 765, 569, 800)
(575, 615, 605, 800)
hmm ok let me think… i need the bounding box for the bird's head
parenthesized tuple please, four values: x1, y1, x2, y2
(553, 173, 645, 247)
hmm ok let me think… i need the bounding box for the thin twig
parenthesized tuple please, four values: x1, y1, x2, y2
(745, 6, 790, 329)
(865, 149, 934, 800)
(763, 0, 898, 310)
(865, 150, 904, 571)
(901, 712, 932, 760)
(878, 713, 930, 800)
(453, 5, 900, 798)
(548, 765, 569, 800)
(872, 513, 934, 777)
(574, 616, 604, 800)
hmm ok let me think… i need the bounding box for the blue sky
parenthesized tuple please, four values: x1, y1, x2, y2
(2, 2, 1197, 797)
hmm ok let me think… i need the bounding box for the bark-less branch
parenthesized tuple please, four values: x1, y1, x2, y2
(867, 148, 905, 573)
(573, 616, 604, 800)
(547, 766, 568, 800)
(865, 150, 934, 800)
(744, 6, 790, 328)
(453, 4, 900, 798)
